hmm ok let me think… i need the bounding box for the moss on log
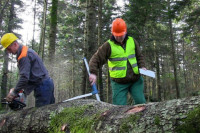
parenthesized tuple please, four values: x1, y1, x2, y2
(0, 96, 200, 133)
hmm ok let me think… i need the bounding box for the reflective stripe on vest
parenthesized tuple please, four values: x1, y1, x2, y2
(18, 46, 28, 61)
(108, 37, 139, 78)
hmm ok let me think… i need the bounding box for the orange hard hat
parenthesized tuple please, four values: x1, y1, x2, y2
(111, 18, 127, 36)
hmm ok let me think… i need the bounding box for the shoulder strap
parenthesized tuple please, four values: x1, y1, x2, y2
(17, 46, 28, 61)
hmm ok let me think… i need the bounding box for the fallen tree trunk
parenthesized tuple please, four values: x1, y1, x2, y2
(0, 96, 200, 133)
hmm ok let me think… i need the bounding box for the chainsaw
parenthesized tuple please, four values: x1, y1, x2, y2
(1, 90, 26, 111)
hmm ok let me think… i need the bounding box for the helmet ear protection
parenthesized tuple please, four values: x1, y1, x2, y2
(1, 33, 18, 50)
(111, 18, 127, 36)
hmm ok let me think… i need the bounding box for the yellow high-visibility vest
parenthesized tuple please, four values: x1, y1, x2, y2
(108, 37, 139, 78)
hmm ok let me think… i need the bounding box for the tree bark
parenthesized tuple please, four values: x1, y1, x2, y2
(31, 0, 37, 50)
(0, 51, 9, 105)
(71, 26, 75, 96)
(87, 0, 96, 59)
(81, 0, 89, 95)
(0, 96, 200, 133)
(7, 0, 14, 33)
(38, 0, 48, 60)
(167, 0, 180, 99)
(82, 0, 97, 95)
(85, 0, 96, 93)
(48, 0, 58, 77)
(154, 41, 161, 101)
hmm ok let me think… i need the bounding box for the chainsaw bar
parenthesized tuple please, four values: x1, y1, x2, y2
(63, 93, 93, 102)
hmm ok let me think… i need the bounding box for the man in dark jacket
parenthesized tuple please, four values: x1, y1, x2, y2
(89, 18, 146, 105)
(1, 33, 55, 107)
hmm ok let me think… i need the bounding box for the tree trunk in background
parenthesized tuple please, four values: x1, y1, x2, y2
(71, 26, 75, 96)
(72, 53, 75, 96)
(28, 0, 39, 106)
(0, 0, 14, 109)
(182, 40, 188, 96)
(56, 66, 62, 102)
(155, 47, 161, 101)
(38, 0, 48, 60)
(85, 0, 96, 93)
(154, 41, 161, 101)
(1, 96, 200, 133)
(8, 55, 13, 89)
(0, 51, 8, 108)
(48, 0, 58, 77)
(7, 0, 14, 32)
(161, 56, 166, 100)
(167, 0, 180, 99)
(87, 0, 96, 59)
(97, 0, 103, 101)
(82, 0, 96, 94)
(31, 0, 37, 50)
(81, 0, 89, 95)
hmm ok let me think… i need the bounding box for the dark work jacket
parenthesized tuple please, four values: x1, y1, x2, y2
(89, 34, 145, 84)
(14, 45, 49, 95)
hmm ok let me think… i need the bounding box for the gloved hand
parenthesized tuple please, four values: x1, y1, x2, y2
(6, 88, 16, 102)
(89, 74, 97, 85)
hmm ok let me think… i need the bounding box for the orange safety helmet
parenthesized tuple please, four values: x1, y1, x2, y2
(111, 18, 127, 36)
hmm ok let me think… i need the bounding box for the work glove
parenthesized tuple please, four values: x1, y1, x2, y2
(89, 74, 97, 85)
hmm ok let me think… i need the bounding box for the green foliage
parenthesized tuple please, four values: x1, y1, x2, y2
(176, 106, 200, 133)
(48, 105, 99, 133)
(1, 0, 200, 108)
(184, 37, 191, 44)
(50, 0, 58, 25)
(154, 115, 160, 126)
(119, 113, 141, 133)
(161, 72, 174, 80)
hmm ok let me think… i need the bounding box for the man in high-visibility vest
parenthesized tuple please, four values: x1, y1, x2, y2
(0, 33, 55, 107)
(89, 18, 146, 105)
